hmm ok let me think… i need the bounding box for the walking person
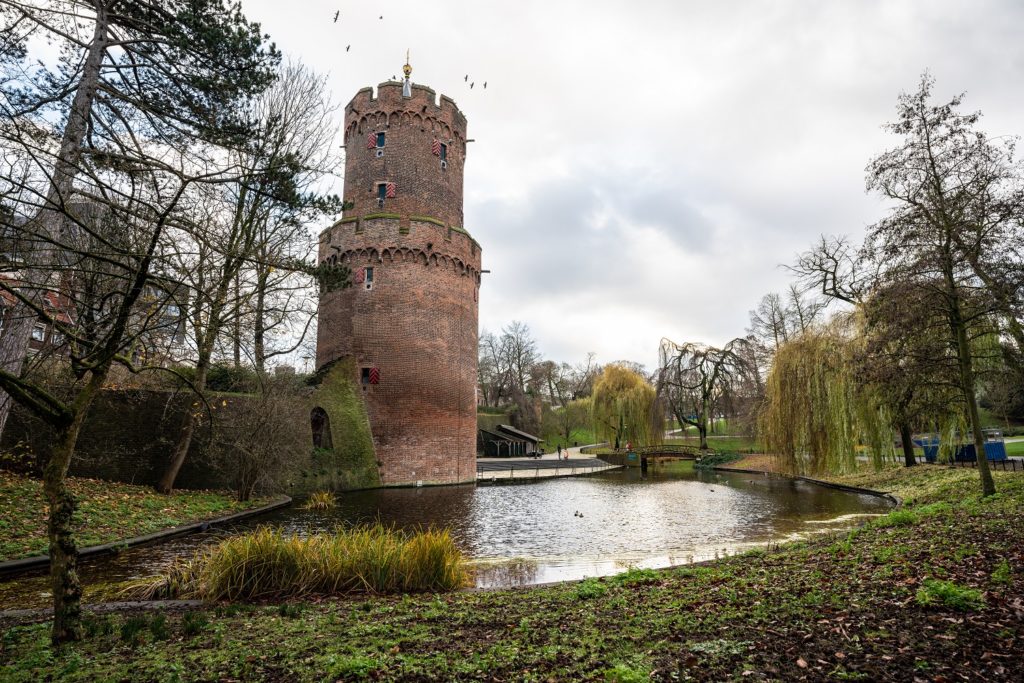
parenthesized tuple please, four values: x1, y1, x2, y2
(557, 444, 562, 459)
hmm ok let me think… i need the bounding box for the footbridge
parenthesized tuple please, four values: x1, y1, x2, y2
(596, 443, 707, 469)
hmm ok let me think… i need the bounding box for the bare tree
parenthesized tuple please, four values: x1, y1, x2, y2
(157, 62, 343, 494)
(0, 0, 277, 643)
(658, 338, 751, 449)
(206, 377, 308, 501)
(477, 329, 505, 407)
(798, 74, 1024, 496)
(500, 320, 539, 395)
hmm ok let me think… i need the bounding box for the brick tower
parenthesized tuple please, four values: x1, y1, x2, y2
(316, 60, 481, 486)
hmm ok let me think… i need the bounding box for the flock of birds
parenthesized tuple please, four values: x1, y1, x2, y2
(331, 10, 488, 93)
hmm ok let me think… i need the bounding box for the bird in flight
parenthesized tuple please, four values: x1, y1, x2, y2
(483, 82, 487, 89)
(333, 10, 339, 22)
(346, 45, 351, 52)
(379, 15, 383, 20)
(469, 82, 474, 89)
(464, 74, 468, 81)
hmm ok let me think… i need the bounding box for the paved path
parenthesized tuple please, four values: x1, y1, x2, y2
(476, 453, 619, 482)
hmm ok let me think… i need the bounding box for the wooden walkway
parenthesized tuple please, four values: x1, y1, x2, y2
(476, 457, 620, 483)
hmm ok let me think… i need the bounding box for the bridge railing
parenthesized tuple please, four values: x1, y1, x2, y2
(609, 443, 707, 457)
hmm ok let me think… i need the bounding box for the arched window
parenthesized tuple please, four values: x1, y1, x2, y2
(310, 407, 333, 450)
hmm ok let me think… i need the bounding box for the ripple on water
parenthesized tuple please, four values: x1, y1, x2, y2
(0, 465, 893, 603)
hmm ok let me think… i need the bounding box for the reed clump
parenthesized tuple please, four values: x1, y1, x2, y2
(303, 491, 336, 510)
(123, 524, 469, 601)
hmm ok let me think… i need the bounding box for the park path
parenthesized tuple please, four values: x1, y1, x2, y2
(476, 444, 616, 482)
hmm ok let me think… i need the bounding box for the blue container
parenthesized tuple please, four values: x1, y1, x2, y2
(955, 441, 1008, 462)
(914, 437, 941, 463)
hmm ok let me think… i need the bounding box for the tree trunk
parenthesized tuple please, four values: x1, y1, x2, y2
(699, 398, 710, 450)
(0, 8, 109, 440)
(899, 421, 916, 467)
(954, 318, 996, 496)
(233, 272, 241, 368)
(253, 269, 268, 373)
(945, 258, 996, 496)
(0, 320, 33, 439)
(157, 360, 210, 494)
(43, 372, 104, 644)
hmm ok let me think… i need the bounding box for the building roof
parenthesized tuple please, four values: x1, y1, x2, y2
(496, 424, 542, 443)
(479, 428, 517, 443)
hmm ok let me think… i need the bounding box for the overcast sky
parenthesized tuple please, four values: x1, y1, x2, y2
(242, 0, 1024, 371)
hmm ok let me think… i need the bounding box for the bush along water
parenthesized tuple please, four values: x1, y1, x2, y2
(303, 491, 336, 510)
(123, 524, 469, 601)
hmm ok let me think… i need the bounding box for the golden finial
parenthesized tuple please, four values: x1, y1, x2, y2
(403, 49, 412, 78)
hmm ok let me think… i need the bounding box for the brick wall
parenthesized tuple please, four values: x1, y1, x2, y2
(316, 80, 481, 486)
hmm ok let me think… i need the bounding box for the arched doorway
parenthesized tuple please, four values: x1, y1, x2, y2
(310, 407, 333, 449)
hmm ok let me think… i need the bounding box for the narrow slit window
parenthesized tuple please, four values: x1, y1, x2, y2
(364, 267, 374, 283)
(361, 367, 371, 384)
(377, 183, 387, 201)
(376, 132, 386, 148)
(439, 143, 447, 161)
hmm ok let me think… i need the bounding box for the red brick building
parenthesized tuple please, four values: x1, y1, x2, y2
(316, 67, 482, 486)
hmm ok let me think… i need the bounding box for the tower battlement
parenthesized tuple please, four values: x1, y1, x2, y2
(341, 77, 469, 231)
(345, 82, 467, 138)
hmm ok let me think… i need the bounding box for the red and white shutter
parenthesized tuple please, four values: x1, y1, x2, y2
(366, 132, 376, 149)
(385, 182, 396, 198)
(431, 139, 442, 156)
(353, 267, 365, 284)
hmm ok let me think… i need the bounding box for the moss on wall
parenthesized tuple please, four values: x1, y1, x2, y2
(477, 412, 510, 435)
(301, 359, 381, 493)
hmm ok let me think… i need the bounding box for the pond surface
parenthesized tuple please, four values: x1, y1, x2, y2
(0, 463, 891, 606)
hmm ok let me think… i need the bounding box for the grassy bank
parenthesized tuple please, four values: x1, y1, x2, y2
(2, 465, 1022, 681)
(0, 472, 274, 562)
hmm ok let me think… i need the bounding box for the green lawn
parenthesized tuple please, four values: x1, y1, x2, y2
(541, 427, 597, 451)
(2, 466, 1022, 681)
(0, 472, 274, 561)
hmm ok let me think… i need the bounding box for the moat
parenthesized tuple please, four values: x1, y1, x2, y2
(0, 463, 892, 607)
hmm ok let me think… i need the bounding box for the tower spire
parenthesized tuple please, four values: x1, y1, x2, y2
(402, 49, 412, 97)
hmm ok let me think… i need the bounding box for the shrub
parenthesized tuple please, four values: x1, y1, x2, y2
(278, 603, 305, 618)
(873, 509, 918, 528)
(181, 611, 209, 636)
(128, 524, 469, 601)
(614, 567, 660, 586)
(991, 559, 1012, 585)
(915, 579, 985, 611)
(304, 491, 336, 510)
(694, 452, 743, 470)
(119, 615, 149, 646)
(573, 578, 609, 600)
(916, 502, 952, 517)
(149, 613, 170, 640)
(605, 662, 649, 683)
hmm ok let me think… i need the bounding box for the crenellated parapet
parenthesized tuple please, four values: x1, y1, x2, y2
(345, 82, 467, 143)
(319, 214, 482, 285)
(340, 80, 469, 230)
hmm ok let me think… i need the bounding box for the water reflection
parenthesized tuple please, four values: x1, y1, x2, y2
(0, 463, 891, 605)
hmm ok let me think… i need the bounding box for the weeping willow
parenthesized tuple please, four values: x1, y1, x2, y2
(590, 364, 660, 448)
(759, 321, 893, 475)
